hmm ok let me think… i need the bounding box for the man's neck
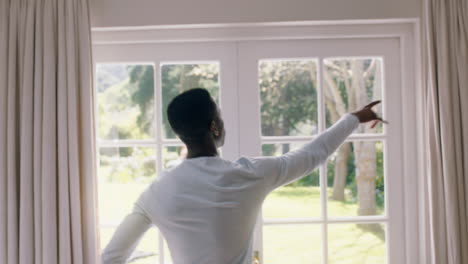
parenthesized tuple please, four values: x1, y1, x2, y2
(186, 141, 219, 159)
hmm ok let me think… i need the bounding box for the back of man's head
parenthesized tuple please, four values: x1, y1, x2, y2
(167, 88, 217, 144)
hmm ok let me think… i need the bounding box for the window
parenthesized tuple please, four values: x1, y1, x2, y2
(93, 21, 420, 264)
(96, 61, 222, 263)
(237, 38, 404, 263)
(257, 58, 387, 262)
(96, 64, 160, 264)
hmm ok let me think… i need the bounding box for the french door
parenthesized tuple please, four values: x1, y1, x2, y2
(94, 35, 406, 264)
(237, 38, 404, 264)
(94, 42, 239, 264)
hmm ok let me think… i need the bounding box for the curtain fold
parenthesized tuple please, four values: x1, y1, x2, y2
(0, 0, 98, 263)
(424, 0, 468, 263)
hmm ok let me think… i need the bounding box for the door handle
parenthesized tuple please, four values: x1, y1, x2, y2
(254, 250, 260, 264)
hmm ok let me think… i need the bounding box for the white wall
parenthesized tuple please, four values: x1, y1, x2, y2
(90, 0, 421, 28)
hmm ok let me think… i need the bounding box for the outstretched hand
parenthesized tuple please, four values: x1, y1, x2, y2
(351, 100, 388, 128)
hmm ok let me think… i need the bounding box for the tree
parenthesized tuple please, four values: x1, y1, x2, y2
(324, 58, 382, 219)
(128, 65, 155, 136)
(259, 60, 318, 155)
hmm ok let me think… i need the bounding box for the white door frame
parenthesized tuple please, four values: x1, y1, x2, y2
(92, 19, 424, 264)
(237, 37, 404, 263)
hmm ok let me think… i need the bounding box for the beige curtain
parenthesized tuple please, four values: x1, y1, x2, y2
(0, 0, 98, 263)
(424, 0, 468, 263)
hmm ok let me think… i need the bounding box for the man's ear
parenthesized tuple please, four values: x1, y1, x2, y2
(210, 120, 220, 136)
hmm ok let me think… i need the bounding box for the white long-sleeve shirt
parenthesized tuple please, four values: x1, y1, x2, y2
(101, 114, 359, 264)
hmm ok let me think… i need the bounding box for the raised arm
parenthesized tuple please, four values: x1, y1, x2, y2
(252, 101, 386, 190)
(101, 205, 152, 264)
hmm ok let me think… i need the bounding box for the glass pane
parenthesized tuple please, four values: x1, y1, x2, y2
(259, 59, 318, 136)
(328, 223, 386, 264)
(100, 227, 159, 264)
(324, 58, 383, 133)
(262, 143, 321, 218)
(327, 142, 385, 217)
(98, 147, 156, 223)
(161, 63, 220, 139)
(263, 225, 321, 264)
(98, 147, 158, 263)
(162, 146, 186, 169)
(96, 64, 155, 140)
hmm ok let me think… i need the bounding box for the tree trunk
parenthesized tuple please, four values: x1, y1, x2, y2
(331, 143, 351, 201)
(355, 140, 383, 234)
(354, 141, 377, 216)
(350, 60, 378, 216)
(323, 61, 350, 201)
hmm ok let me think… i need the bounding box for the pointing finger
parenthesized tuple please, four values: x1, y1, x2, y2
(364, 100, 381, 109)
(376, 117, 389, 124)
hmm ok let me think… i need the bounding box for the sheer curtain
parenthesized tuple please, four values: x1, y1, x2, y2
(424, 0, 468, 263)
(0, 0, 98, 263)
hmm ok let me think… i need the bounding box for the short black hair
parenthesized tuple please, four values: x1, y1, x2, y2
(167, 88, 217, 144)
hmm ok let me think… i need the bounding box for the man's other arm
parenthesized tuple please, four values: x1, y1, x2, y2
(101, 205, 152, 264)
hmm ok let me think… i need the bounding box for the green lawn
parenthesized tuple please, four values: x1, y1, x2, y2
(99, 182, 385, 264)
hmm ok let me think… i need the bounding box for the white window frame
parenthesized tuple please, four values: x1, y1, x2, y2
(92, 19, 424, 264)
(238, 38, 405, 264)
(93, 43, 239, 264)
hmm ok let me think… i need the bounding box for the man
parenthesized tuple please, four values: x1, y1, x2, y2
(101, 88, 386, 264)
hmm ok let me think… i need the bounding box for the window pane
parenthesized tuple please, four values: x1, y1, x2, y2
(161, 63, 220, 139)
(262, 143, 321, 218)
(324, 58, 383, 133)
(328, 223, 386, 264)
(96, 64, 155, 140)
(259, 59, 318, 136)
(327, 142, 385, 217)
(162, 146, 186, 169)
(263, 225, 321, 264)
(98, 147, 156, 223)
(100, 227, 159, 264)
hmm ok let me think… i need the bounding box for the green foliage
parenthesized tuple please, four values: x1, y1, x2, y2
(261, 144, 276, 156)
(128, 65, 155, 135)
(99, 147, 156, 183)
(375, 147, 385, 208)
(259, 61, 318, 136)
(97, 72, 150, 140)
